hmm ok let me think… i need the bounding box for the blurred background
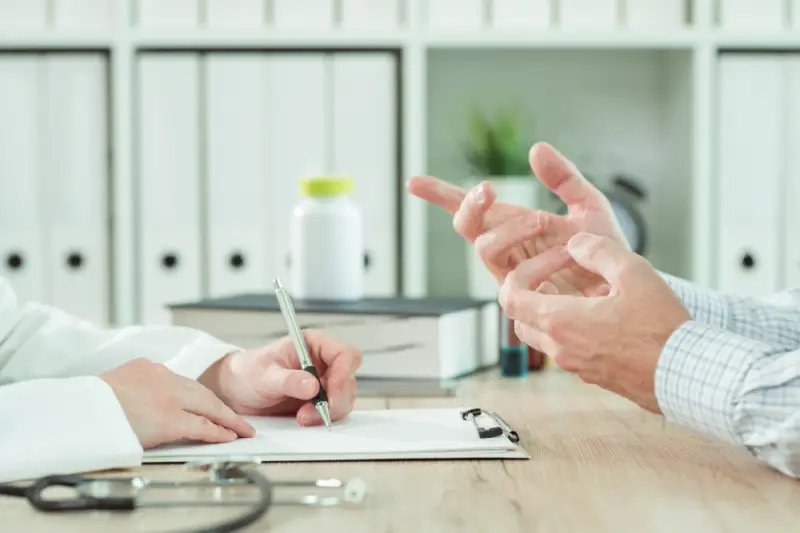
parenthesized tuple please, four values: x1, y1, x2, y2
(0, 0, 798, 329)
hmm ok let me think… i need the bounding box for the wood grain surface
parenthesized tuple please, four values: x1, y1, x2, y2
(3, 369, 799, 532)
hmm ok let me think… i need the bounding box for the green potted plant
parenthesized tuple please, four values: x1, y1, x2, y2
(463, 107, 532, 178)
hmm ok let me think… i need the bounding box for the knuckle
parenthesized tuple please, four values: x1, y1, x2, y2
(474, 233, 494, 258)
(543, 313, 565, 340)
(353, 349, 364, 369)
(617, 255, 647, 282)
(499, 286, 516, 316)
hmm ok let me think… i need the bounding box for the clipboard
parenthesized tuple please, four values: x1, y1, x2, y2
(142, 407, 529, 464)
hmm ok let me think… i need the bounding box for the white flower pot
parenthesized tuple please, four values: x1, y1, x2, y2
(464, 176, 544, 299)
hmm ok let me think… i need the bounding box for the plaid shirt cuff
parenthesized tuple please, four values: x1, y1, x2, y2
(655, 320, 771, 445)
(659, 272, 729, 329)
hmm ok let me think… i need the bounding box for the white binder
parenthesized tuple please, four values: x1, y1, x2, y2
(425, 0, 485, 29)
(558, 0, 618, 29)
(0, 56, 46, 305)
(718, 0, 785, 30)
(785, 58, 800, 290)
(137, 54, 203, 324)
(0, 0, 47, 29)
(490, 0, 551, 30)
(42, 54, 111, 326)
(793, 0, 800, 30)
(136, 0, 199, 28)
(331, 53, 398, 297)
(52, 0, 114, 29)
(272, 0, 334, 29)
(266, 55, 328, 289)
(623, 0, 686, 29)
(205, 0, 266, 29)
(204, 54, 273, 298)
(340, 0, 400, 29)
(716, 55, 783, 296)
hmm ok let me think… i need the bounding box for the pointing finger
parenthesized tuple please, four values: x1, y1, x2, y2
(406, 175, 466, 214)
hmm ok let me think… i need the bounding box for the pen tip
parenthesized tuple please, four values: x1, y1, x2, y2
(273, 278, 283, 290)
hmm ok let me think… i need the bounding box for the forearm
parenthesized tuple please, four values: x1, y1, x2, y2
(655, 320, 800, 478)
(0, 279, 239, 382)
(660, 272, 800, 350)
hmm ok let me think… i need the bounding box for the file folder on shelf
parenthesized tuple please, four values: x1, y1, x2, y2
(716, 55, 783, 296)
(205, 0, 266, 29)
(0, 56, 46, 305)
(785, 58, 800, 290)
(136, 0, 198, 28)
(42, 53, 111, 326)
(137, 54, 204, 324)
(204, 54, 273, 298)
(266, 55, 328, 289)
(331, 53, 398, 298)
(0, 0, 47, 29)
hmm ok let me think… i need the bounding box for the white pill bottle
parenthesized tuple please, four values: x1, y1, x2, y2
(289, 177, 364, 301)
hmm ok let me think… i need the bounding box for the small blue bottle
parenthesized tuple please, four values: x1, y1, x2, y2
(499, 311, 528, 378)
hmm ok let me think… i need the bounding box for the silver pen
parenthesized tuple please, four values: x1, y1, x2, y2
(273, 279, 332, 430)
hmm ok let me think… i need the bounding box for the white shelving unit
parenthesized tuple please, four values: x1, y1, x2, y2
(1, 0, 799, 324)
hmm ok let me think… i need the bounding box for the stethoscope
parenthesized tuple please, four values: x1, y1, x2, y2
(0, 458, 368, 533)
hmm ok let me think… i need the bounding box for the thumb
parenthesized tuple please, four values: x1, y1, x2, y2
(261, 364, 319, 400)
(566, 232, 634, 286)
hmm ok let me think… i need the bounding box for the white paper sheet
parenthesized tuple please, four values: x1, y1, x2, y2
(143, 408, 526, 463)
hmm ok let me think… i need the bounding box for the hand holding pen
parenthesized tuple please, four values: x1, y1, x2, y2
(272, 279, 362, 429)
(197, 281, 362, 428)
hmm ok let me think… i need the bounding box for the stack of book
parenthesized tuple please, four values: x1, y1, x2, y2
(168, 294, 499, 381)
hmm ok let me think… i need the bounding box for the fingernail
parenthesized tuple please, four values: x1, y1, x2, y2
(302, 376, 316, 392)
(472, 185, 485, 204)
(300, 411, 322, 426)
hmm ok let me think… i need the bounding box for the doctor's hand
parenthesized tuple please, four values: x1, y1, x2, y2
(99, 359, 257, 449)
(499, 233, 690, 412)
(407, 142, 627, 297)
(199, 331, 362, 427)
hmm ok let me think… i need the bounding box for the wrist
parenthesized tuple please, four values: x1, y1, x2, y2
(198, 351, 240, 406)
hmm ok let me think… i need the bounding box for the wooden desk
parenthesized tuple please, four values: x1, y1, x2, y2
(4, 369, 799, 532)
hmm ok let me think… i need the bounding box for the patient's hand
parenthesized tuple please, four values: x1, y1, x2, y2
(407, 142, 629, 297)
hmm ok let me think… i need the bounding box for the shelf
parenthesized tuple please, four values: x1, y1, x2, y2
(0, 32, 113, 50)
(423, 30, 701, 50)
(712, 32, 800, 50)
(132, 30, 409, 50)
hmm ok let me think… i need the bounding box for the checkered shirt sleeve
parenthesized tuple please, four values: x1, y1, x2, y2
(654, 273, 800, 478)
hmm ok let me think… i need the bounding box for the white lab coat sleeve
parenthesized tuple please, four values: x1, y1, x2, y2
(0, 277, 242, 483)
(0, 377, 143, 483)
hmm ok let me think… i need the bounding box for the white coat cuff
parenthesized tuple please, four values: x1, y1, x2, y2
(0, 376, 142, 483)
(163, 334, 242, 380)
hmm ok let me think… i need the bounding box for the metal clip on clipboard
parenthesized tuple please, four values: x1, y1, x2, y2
(461, 408, 520, 443)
